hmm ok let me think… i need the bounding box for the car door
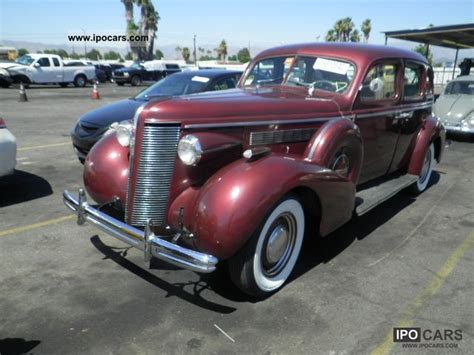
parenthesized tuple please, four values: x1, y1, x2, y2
(388, 60, 428, 173)
(51, 57, 64, 82)
(31, 57, 55, 83)
(353, 60, 402, 184)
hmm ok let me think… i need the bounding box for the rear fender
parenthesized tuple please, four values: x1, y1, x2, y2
(408, 114, 445, 176)
(170, 154, 355, 259)
(304, 118, 363, 184)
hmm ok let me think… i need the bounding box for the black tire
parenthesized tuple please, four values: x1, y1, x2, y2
(410, 143, 435, 195)
(130, 75, 142, 86)
(73, 75, 87, 87)
(228, 195, 305, 298)
(116, 82, 125, 86)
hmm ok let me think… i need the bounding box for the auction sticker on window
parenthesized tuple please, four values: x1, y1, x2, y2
(313, 58, 351, 75)
(192, 76, 210, 83)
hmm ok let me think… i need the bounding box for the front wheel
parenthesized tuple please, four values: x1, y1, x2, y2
(410, 143, 435, 195)
(228, 196, 305, 297)
(131, 75, 142, 86)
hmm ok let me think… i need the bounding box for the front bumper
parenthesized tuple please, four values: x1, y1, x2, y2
(63, 189, 218, 273)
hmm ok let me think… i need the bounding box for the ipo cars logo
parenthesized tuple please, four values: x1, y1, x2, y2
(393, 327, 463, 348)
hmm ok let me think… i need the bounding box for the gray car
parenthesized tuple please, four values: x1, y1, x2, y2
(434, 75, 474, 134)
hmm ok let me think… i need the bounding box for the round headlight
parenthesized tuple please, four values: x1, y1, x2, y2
(178, 135, 202, 166)
(116, 121, 133, 147)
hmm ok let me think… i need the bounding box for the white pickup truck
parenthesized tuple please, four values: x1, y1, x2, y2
(0, 54, 96, 87)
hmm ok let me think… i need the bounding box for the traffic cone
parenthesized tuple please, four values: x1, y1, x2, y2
(19, 83, 28, 102)
(91, 82, 100, 100)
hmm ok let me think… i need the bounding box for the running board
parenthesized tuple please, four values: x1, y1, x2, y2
(355, 174, 419, 216)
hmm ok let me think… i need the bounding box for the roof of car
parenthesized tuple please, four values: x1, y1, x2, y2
(255, 42, 428, 66)
(175, 69, 242, 79)
(451, 74, 474, 82)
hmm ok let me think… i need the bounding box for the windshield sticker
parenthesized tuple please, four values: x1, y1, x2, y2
(192, 76, 210, 83)
(313, 58, 351, 75)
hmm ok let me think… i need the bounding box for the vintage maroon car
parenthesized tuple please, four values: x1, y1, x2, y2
(64, 43, 445, 297)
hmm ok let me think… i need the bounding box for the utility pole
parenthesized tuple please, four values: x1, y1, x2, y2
(82, 29, 87, 59)
(193, 34, 197, 66)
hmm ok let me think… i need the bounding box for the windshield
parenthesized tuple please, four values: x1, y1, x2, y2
(134, 74, 209, 100)
(130, 62, 143, 69)
(243, 55, 355, 94)
(444, 81, 474, 95)
(16, 55, 35, 66)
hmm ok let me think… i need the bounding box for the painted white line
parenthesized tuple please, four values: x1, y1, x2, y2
(214, 324, 235, 343)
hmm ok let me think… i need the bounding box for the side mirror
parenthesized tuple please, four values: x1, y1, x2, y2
(33, 62, 40, 68)
(369, 78, 384, 93)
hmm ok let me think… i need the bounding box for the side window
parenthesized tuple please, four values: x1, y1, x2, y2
(360, 63, 397, 101)
(404, 62, 424, 98)
(37, 57, 51, 67)
(52, 58, 60, 67)
(211, 77, 236, 91)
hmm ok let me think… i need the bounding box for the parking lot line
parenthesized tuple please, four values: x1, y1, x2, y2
(18, 142, 70, 151)
(371, 230, 474, 355)
(0, 215, 74, 238)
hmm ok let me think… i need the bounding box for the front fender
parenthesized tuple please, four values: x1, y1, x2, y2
(172, 154, 355, 259)
(408, 114, 445, 176)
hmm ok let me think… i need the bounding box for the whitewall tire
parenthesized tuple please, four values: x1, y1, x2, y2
(411, 143, 435, 195)
(229, 196, 305, 297)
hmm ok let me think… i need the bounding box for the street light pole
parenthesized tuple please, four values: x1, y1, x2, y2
(193, 34, 197, 66)
(82, 29, 87, 59)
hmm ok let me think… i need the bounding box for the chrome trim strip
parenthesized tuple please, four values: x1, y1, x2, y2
(250, 128, 316, 146)
(183, 102, 433, 129)
(63, 189, 218, 273)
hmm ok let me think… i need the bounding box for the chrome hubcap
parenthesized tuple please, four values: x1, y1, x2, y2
(262, 213, 296, 276)
(332, 153, 350, 177)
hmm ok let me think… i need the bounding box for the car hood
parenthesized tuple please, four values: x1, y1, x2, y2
(0, 62, 27, 72)
(140, 87, 342, 125)
(80, 99, 144, 127)
(434, 94, 474, 124)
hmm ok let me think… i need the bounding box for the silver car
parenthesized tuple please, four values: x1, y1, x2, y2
(434, 75, 474, 134)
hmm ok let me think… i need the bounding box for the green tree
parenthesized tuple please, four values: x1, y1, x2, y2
(154, 49, 164, 59)
(125, 52, 133, 60)
(56, 49, 69, 58)
(182, 47, 190, 63)
(228, 55, 237, 61)
(361, 19, 372, 43)
(237, 47, 251, 63)
(103, 50, 122, 60)
(217, 39, 228, 62)
(175, 46, 182, 59)
(414, 44, 433, 65)
(18, 48, 29, 56)
(326, 17, 362, 42)
(69, 52, 81, 59)
(86, 49, 102, 60)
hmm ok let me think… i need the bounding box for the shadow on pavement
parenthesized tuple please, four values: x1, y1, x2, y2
(0, 338, 41, 355)
(0, 170, 53, 207)
(90, 235, 237, 314)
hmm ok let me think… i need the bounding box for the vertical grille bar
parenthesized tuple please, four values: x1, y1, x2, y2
(126, 123, 180, 226)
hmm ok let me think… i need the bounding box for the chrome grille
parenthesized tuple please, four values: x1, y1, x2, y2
(127, 123, 180, 226)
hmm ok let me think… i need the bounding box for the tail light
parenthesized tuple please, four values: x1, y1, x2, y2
(0, 118, 6, 129)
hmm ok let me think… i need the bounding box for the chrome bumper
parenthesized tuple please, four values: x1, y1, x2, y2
(63, 189, 218, 273)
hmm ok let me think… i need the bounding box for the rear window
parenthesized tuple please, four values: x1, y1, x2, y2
(165, 64, 180, 70)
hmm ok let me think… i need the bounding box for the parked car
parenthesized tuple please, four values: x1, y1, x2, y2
(64, 43, 445, 297)
(65, 60, 109, 83)
(71, 69, 242, 162)
(434, 75, 474, 135)
(0, 54, 96, 87)
(0, 67, 13, 88)
(0, 118, 17, 177)
(113, 61, 181, 86)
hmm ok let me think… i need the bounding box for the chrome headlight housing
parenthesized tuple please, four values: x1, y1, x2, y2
(123, 72, 130, 77)
(115, 120, 133, 147)
(462, 112, 474, 127)
(178, 135, 202, 166)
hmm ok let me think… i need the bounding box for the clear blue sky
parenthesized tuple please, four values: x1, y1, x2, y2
(1, 0, 473, 56)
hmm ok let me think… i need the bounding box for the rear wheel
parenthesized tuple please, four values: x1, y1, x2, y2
(131, 75, 142, 86)
(229, 196, 305, 297)
(410, 143, 435, 195)
(73, 75, 86, 87)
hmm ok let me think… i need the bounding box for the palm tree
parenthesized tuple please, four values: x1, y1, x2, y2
(326, 17, 362, 42)
(217, 39, 228, 62)
(326, 29, 337, 42)
(361, 19, 372, 43)
(350, 29, 361, 42)
(175, 46, 182, 59)
(182, 47, 190, 63)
